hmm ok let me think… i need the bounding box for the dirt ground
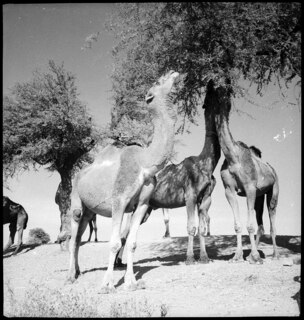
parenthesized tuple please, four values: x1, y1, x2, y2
(3, 234, 301, 317)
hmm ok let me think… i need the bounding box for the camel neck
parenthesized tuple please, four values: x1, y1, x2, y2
(215, 111, 238, 164)
(198, 109, 221, 173)
(143, 103, 176, 176)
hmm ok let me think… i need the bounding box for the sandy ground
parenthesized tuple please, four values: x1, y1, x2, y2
(3, 234, 301, 317)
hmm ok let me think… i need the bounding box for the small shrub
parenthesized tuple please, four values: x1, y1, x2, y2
(109, 297, 155, 317)
(4, 281, 101, 317)
(27, 228, 51, 245)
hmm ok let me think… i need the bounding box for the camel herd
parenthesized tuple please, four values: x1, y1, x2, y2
(3, 71, 279, 293)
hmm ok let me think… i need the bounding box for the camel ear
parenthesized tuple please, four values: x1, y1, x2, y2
(10, 204, 21, 212)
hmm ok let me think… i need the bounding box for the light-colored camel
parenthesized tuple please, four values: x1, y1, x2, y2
(67, 70, 180, 292)
(143, 80, 221, 264)
(214, 85, 279, 264)
(3, 196, 28, 255)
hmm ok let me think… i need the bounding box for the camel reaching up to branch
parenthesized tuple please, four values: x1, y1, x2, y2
(66, 70, 180, 292)
(141, 80, 221, 264)
(214, 84, 279, 264)
(3, 196, 28, 255)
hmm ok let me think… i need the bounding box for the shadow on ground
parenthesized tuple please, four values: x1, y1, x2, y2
(137, 235, 301, 266)
(3, 243, 46, 259)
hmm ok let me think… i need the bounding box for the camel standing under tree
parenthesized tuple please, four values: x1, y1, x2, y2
(67, 71, 180, 292)
(214, 84, 279, 264)
(142, 80, 221, 264)
(3, 196, 28, 255)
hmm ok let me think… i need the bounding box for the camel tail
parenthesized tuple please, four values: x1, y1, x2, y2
(267, 162, 279, 210)
(23, 211, 28, 230)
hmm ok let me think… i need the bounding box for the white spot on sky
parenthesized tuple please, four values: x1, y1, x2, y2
(81, 32, 100, 51)
(273, 127, 293, 142)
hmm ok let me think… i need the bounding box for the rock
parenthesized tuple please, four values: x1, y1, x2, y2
(282, 258, 293, 266)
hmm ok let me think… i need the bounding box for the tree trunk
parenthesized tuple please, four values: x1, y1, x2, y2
(55, 170, 72, 251)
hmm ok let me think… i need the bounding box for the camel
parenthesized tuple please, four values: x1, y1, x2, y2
(3, 196, 28, 255)
(214, 84, 279, 264)
(142, 80, 221, 264)
(66, 70, 180, 292)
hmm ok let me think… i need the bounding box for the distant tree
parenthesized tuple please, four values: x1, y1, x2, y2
(107, 2, 301, 135)
(3, 60, 104, 249)
(27, 228, 51, 245)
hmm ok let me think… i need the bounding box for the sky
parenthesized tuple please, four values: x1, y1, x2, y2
(3, 3, 301, 246)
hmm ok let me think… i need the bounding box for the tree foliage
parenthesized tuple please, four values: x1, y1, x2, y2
(107, 2, 301, 136)
(3, 60, 102, 182)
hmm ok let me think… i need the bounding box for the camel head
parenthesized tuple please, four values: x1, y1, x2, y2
(145, 71, 180, 116)
(211, 85, 232, 119)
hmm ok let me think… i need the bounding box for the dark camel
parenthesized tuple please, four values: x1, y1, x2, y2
(143, 80, 221, 264)
(67, 71, 180, 292)
(3, 196, 28, 255)
(214, 85, 279, 264)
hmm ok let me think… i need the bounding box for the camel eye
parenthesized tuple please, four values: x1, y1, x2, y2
(146, 95, 154, 104)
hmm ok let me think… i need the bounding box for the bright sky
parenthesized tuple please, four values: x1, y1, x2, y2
(3, 4, 301, 245)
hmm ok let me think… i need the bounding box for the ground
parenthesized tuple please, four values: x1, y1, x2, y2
(3, 235, 301, 317)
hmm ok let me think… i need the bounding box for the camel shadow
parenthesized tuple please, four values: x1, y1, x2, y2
(138, 235, 300, 265)
(3, 243, 42, 259)
(80, 240, 108, 247)
(81, 266, 108, 275)
(114, 265, 159, 289)
(261, 235, 301, 253)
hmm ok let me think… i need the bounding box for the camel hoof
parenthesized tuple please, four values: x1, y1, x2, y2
(124, 280, 146, 291)
(136, 279, 146, 290)
(65, 276, 77, 284)
(185, 256, 196, 265)
(124, 282, 138, 291)
(272, 252, 280, 260)
(99, 286, 116, 294)
(198, 256, 210, 264)
(163, 234, 171, 239)
(246, 253, 263, 265)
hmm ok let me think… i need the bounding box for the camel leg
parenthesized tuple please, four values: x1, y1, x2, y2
(124, 203, 149, 291)
(162, 208, 170, 238)
(255, 195, 265, 248)
(185, 195, 197, 265)
(245, 188, 263, 264)
(224, 187, 244, 262)
(87, 220, 93, 242)
(100, 198, 126, 293)
(267, 188, 280, 259)
(93, 216, 98, 242)
(205, 211, 211, 237)
(13, 224, 24, 255)
(67, 208, 91, 282)
(114, 212, 133, 268)
(3, 223, 16, 253)
(197, 195, 211, 263)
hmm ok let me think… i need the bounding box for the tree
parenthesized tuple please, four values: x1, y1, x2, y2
(107, 2, 301, 135)
(3, 60, 103, 249)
